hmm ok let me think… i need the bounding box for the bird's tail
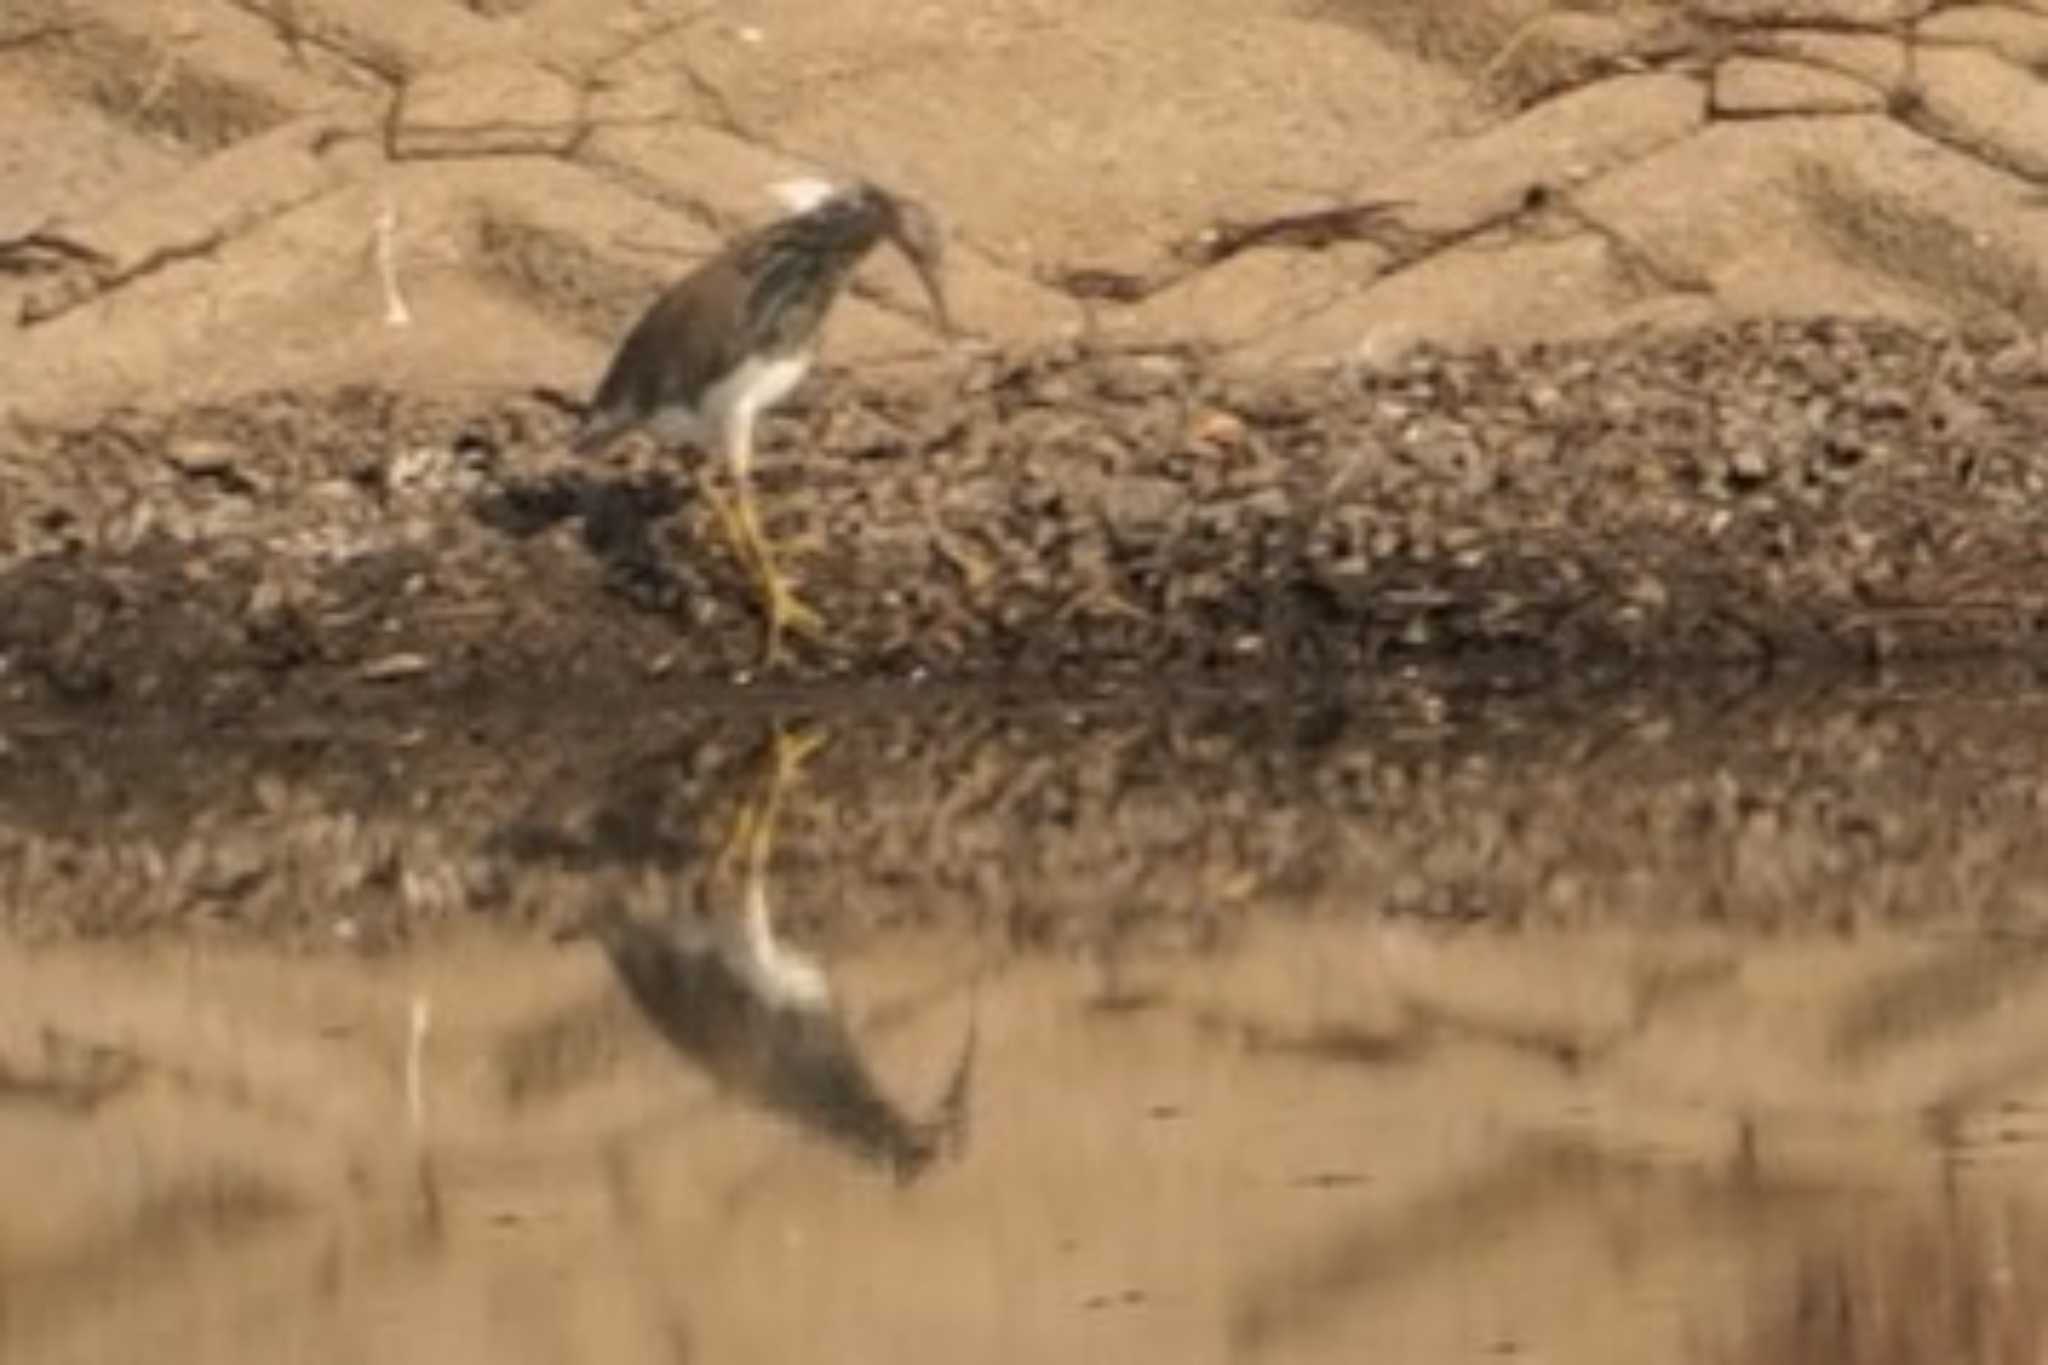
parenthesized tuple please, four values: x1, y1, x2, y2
(569, 404, 632, 457)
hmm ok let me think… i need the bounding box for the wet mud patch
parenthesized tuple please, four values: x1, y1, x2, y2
(6, 317, 2048, 709)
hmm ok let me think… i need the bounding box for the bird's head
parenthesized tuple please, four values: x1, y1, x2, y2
(868, 184, 955, 339)
(769, 177, 956, 338)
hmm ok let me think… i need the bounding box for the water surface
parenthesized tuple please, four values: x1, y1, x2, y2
(6, 664, 2048, 1363)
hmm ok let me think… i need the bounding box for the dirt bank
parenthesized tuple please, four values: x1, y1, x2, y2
(6, 315, 2048, 711)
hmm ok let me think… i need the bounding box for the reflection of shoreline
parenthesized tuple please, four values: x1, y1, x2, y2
(590, 727, 975, 1185)
(8, 663, 2048, 949)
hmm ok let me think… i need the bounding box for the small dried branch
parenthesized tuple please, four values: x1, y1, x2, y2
(1172, 199, 1410, 268)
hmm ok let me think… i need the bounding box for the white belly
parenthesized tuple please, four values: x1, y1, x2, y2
(701, 351, 813, 429)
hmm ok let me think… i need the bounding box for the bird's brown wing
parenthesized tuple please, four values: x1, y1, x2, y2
(572, 213, 863, 454)
(571, 243, 759, 454)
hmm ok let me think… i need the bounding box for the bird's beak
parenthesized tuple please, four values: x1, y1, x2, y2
(907, 249, 954, 339)
(888, 218, 955, 339)
(916, 261, 955, 340)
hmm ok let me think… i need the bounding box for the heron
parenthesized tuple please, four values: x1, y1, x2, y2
(570, 179, 953, 667)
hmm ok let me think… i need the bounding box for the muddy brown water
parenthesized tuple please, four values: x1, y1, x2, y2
(7, 660, 2048, 1363)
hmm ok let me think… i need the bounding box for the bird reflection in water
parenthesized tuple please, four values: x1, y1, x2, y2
(589, 726, 975, 1185)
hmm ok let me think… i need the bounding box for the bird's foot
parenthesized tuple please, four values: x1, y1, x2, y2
(758, 567, 826, 668)
(774, 523, 832, 562)
(696, 481, 755, 573)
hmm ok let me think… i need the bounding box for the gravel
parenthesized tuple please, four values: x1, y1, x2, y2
(6, 316, 2048, 708)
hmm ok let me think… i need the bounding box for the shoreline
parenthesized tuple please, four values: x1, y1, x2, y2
(4, 317, 2047, 711)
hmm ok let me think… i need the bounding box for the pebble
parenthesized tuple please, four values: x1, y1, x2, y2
(362, 652, 431, 682)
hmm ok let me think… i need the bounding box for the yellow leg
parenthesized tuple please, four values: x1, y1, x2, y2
(696, 469, 818, 665)
(714, 415, 828, 667)
(696, 477, 753, 576)
(721, 724, 828, 886)
(732, 478, 825, 667)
